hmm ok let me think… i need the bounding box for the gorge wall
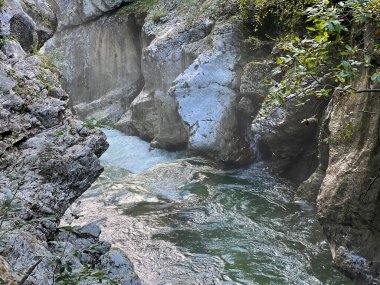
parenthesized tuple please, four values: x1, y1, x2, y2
(1, 0, 380, 284)
(0, 1, 140, 284)
(44, 0, 265, 165)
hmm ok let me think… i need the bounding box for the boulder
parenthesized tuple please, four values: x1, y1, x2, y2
(0, 0, 57, 52)
(252, 96, 328, 183)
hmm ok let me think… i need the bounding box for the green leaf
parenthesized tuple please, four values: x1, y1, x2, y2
(371, 72, 380, 83)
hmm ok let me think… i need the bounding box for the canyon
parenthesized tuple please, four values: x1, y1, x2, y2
(0, 0, 379, 284)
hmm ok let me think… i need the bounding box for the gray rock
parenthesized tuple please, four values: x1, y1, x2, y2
(0, 257, 18, 285)
(0, 51, 6, 60)
(0, 24, 114, 284)
(45, 0, 256, 162)
(43, 13, 143, 126)
(174, 47, 253, 164)
(10, 12, 38, 52)
(1, 40, 26, 59)
(123, 8, 253, 161)
(252, 97, 327, 183)
(316, 71, 380, 283)
(240, 60, 273, 99)
(0, 69, 17, 92)
(53, 0, 129, 30)
(0, 0, 57, 51)
(100, 249, 141, 285)
(79, 222, 101, 238)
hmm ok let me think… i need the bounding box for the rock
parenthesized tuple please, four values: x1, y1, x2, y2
(10, 12, 38, 52)
(52, 0, 129, 30)
(1, 40, 26, 59)
(125, 8, 254, 161)
(333, 247, 378, 284)
(79, 222, 101, 238)
(29, 98, 66, 128)
(0, 0, 57, 52)
(0, 22, 134, 283)
(295, 101, 333, 201)
(43, 13, 143, 126)
(238, 96, 256, 117)
(174, 47, 253, 164)
(316, 71, 380, 283)
(0, 51, 6, 60)
(119, 90, 160, 141)
(45, 0, 257, 163)
(0, 257, 18, 285)
(100, 249, 141, 285)
(50, 226, 141, 285)
(0, 68, 17, 92)
(252, 96, 328, 183)
(240, 60, 273, 101)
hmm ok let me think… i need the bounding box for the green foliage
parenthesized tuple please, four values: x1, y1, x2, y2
(55, 262, 115, 285)
(151, 9, 168, 23)
(244, 36, 263, 50)
(84, 119, 103, 129)
(0, 35, 15, 48)
(260, 0, 380, 115)
(39, 54, 61, 75)
(118, 0, 158, 16)
(238, 0, 319, 35)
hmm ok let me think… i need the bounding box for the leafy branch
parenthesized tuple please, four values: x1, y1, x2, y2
(260, 0, 380, 114)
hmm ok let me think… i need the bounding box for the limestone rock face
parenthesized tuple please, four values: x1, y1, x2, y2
(252, 97, 328, 183)
(316, 72, 380, 284)
(0, 9, 140, 281)
(172, 23, 252, 164)
(44, 13, 143, 126)
(46, 0, 256, 164)
(52, 0, 130, 30)
(0, 43, 109, 283)
(0, 0, 57, 52)
(116, 1, 254, 162)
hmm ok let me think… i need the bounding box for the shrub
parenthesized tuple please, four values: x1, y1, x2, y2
(151, 9, 168, 23)
(118, 0, 158, 16)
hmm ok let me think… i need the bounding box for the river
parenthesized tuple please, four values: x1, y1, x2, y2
(65, 129, 353, 285)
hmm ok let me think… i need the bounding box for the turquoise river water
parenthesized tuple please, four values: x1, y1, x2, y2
(67, 129, 353, 285)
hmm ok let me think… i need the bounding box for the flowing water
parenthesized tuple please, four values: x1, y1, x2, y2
(66, 129, 353, 285)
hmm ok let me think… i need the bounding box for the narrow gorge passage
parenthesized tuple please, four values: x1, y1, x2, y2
(2, 0, 380, 284)
(64, 129, 353, 285)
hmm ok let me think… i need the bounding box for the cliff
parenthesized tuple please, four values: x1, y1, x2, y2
(305, 72, 380, 284)
(0, 1, 140, 284)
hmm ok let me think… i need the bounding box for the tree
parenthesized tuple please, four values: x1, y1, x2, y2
(259, 0, 380, 113)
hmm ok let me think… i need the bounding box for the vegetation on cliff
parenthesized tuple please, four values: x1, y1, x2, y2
(240, 0, 380, 123)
